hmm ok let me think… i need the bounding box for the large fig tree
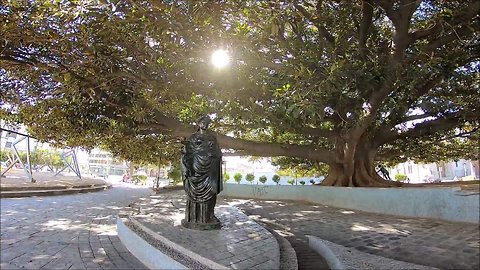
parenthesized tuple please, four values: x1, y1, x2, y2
(1, 1, 478, 186)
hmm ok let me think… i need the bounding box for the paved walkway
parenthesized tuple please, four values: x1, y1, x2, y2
(1, 171, 112, 198)
(1, 170, 105, 188)
(1, 180, 152, 270)
(2, 173, 478, 270)
(222, 197, 479, 270)
(121, 191, 281, 269)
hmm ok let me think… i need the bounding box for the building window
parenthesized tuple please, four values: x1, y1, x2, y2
(439, 166, 445, 177)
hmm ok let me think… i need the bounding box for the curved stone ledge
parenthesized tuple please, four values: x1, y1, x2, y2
(0, 184, 111, 198)
(117, 217, 189, 269)
(306, 235, 437, 270)
(265, 227, 298, 270)
(117, 191, 280, 269)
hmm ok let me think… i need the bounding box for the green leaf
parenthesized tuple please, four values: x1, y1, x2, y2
(63, 73, 71, 82)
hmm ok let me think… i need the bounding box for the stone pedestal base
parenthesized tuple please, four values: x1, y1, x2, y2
(117, 191, 281, 269)
(181, 219, 221, 230)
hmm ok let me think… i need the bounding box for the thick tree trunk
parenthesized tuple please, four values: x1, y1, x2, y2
(128, 162, 135, 177)
(321, 142, 401, 187)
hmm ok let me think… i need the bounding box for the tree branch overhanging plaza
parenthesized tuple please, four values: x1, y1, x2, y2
(1, 1, 479, 187)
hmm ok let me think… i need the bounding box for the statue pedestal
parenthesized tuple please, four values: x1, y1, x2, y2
(117, 190, 282, 270)
(181, 219, 221, 230)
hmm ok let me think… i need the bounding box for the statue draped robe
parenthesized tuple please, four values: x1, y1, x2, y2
(182, 131, 222, 225)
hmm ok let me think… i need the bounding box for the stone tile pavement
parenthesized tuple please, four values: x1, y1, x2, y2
(122, 191, 280, 269)
(1, 180, 152, 270)
(3, 175, 478, 270)
(222, 197, 480, 270)
(1, 170, 112, 198)
(0, 171, 106, 189)
(285, 235, 329, 270)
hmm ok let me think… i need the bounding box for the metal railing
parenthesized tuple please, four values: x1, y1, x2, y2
(0, 127, 82, 181)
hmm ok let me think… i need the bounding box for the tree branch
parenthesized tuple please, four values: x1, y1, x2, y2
(294, 3, 334, 45)
(0, 52, 43, 67)
(138, 117, 334, 163)
(425, 20, 480, 52)
(359, 0, 374, 57)
(238, 57, 284, 70)
(431, 129, 480, 143)
(212, 122, 336, 140)
(409, 1, 480, 42)
(215, 132, 332, 162)
(377, 0, 420, 61)
(375, 148, 404, 161)
(401, 113, 434, 122)
(376, 128, 479, 161)
(380, 73, 444, 132)
(352, 1, 420, 139)
(379, 111, 478, 144)
(296, 126, 337, 140)
(0, 55, 36, 66)
(382, 48, 475, 133)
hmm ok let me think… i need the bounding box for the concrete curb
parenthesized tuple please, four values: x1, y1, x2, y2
(306, 235, 345, 270)
(306, 235, 438, 270)
(117, 216, 229, 270)
(0, 183, 107, 191)
(117, 217, 188, 270)
(265, 227, 298, 270)
(0, 184, 112, 198)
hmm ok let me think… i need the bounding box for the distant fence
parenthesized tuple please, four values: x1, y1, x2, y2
(1, 128, 82, 181)
(220, 184, 479, 223)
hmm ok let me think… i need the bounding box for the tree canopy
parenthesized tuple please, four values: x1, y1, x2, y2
(1, 0, 479, 186)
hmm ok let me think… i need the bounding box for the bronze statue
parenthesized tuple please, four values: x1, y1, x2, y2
(181, 115, 223, 230)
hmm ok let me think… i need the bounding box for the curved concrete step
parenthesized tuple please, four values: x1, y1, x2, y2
(0, 184, 111, 198)
(306, 235, 438, 270)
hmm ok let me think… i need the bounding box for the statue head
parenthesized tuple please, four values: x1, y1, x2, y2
(196, 115, 211, 131)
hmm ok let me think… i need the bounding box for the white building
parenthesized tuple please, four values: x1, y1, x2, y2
(86, 149, 128, 176)
(388, 159, 479, 183)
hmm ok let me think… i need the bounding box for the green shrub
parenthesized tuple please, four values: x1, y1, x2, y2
(395, 174, 408, 182)
(309, 179, 315, 184)
(234, 173, 242, 184)
(272, 174, 280, 185)
(0, 149, 11, 163)
(168, 164, 182, 185)
(133, 175, 148, 185)
(259, 175, 268, 184)
(287, 179, 295, 185)
(223, 172, 230, 182)
(245, 173, 255, 184)
(299, 180, 306, 185)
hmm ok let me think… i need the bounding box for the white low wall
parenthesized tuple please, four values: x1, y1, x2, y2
(220, 184, 479, 223)
(117, 218, 188, 270)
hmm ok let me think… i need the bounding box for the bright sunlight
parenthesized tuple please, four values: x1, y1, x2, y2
(211, 49, 230, 68)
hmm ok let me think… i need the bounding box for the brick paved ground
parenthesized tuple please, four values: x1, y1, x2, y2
(285, 236, 329, 270)
(3, 176, 478, 270)
(1, 170, 108, 190)
(122, 191, 280, 269)
(222, 198, 480, 270)
(1, 180, 152, 270)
